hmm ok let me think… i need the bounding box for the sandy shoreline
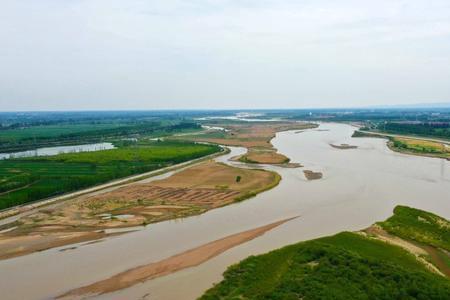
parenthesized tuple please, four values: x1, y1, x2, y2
(0, 161, 280, 261)
(58, 217, 297, 299)
(180, 122, 317, 164)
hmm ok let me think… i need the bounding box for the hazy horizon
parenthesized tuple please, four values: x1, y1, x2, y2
(1, 1, 450, 111)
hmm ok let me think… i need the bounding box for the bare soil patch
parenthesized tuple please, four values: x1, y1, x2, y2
(0, 161, 280, 260)
(239, 149, 290, 164)
(181, 122, 317, 164)
(0, 230, 119, 260)
(303, 170, 323, 180)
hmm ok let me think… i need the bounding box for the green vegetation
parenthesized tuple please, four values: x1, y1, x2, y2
(390, 138, 450, 159)
(201, 206, 450, 299)
(380, 122, 450, 140)
(0, 121, 201, 153)
(379, 206, 450, 252)
(353, 130, 450, 159)
(201, 232, 450, 300)
(235, 176, 241, 183)
(0, 141, 220, 209)
(353, 123, 449, 141)
(351, 130, 384, 138)
(0, 123, 123, 142)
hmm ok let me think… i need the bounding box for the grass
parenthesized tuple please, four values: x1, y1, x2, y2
(0, 141, 220, 210)
(390, 138, 450, 159)
(352, 130, 385, 138)
(0, 124, 124, 142)
(379, 205, 450, 252)
(352, 130, 450, 159)
(201, 206, 450, 300)
(200, 232, 450, 300)
(0, 121, 202, 152)
(377, 122, 450, 141)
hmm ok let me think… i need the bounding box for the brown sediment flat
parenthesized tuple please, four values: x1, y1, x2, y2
(329, 143, 358, 150)
(58, 217, 297, 299)
(422, 245, 450, 277)
(364, 225, 427, 256)
(180, 122, 317, 164)
(240, 150, 290, 164)
(0, 231, 118, 260)
(303, 170, 323, 180)
(0, 161, 281, 260)
(274, 162, 303, 168)
(231, 154, 302, 168)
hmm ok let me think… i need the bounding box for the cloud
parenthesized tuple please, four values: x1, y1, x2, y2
(1, 0, 450, 110)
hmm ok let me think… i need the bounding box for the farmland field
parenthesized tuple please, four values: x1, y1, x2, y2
(0, 141, 221, 210)
(0, 124, 124, 142)
(0, 120, 202, 152)
(390, 137, 450, 159)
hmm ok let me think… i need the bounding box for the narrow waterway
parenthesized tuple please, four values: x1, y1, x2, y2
(0, 142, 115, 160)
(0, 123, 448, 300)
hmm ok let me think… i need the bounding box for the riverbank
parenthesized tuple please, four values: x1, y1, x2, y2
(387, 138, 450, 160)
(175, 121, 318, 164)
(353, 130, 450, 160)
(0, 141, 221, 210)
(200, 206, 450, 299)
(0, 146, 229, 223)
(1, 123, 449, 300)
(0, 158, 281, 260)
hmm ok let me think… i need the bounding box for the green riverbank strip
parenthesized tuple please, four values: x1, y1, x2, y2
(353, 130, 450, 160)
(200, 206, 450, 299)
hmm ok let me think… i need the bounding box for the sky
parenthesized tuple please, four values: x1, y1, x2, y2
(1, 0, 450, 111)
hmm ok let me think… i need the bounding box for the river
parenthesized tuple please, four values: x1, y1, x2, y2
(0, 123, 449, 300)
(0, 143, 115, 160)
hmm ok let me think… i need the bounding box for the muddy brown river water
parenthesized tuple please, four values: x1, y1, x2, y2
(0, 123, 449, 300)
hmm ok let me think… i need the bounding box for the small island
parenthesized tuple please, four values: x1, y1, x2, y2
(303, 170, 323, 180)
(330, 143, 358, 149)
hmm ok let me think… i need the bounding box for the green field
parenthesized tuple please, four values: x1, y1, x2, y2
(201, 207, 450, 300)
(0, 124, 124, 142)
(379, 122, 450, 140)
(0, 121, 202, 152)
(0, 141, 220, 210)
(390, 138, 450, 159)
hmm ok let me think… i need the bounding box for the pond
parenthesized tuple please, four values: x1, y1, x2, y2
(0, 142, 115, 160)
